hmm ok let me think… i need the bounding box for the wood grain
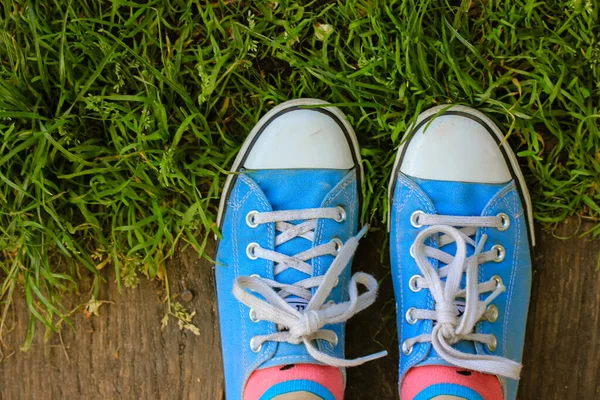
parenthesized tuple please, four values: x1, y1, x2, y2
(1, 226, 598, 399)
(0, 241, 224, 400)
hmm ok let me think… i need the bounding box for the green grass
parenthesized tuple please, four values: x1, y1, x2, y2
(1, 0, 599, 347)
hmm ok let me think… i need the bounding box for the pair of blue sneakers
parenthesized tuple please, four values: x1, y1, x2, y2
(215, 99, 534, 399)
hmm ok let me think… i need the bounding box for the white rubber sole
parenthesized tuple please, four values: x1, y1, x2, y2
(387, 104, 536, 246)
(216, 98, 364, 230)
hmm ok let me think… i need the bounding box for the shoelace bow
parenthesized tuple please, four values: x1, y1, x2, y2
(403, 212, 522, 379)
(232, 207, 387, 367)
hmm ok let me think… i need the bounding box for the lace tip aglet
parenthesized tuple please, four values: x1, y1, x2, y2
(357, 225, 369, 239)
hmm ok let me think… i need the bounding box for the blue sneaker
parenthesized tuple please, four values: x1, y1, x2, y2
(215, 99, 386, 399)
(388, 105, 535, 399)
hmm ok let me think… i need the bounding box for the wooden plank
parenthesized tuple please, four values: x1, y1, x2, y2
(0, 241, 224, 400)
(1, 227, 599, 399)
(519, 224, 600, 399)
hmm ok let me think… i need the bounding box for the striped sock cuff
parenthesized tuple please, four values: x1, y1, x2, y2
(401, 366, 503, 400)
(244, 364, 344, 400)
(413, 383, 484, 400)
(260, 380, 336, 400)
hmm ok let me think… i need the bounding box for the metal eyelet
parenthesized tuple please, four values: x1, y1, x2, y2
(402, 340, 414, 356)
(486, 304, 499, 323)
(250, 274, 260, 278)
(409, 244, 416, 258)
(486, 334, 498, 352)
(334, 206, 347, 222)
(327, 299, 336, 306)
(331, 238, 343, 254)
(249, 309, 259, 323)
(250, 337, 262, 353)
(405, 307, 418, 325)
(246, 242, 260, 260)
(492, 275, 503, 288)
(497, 213, 510, 231)
(246, 210, 259, 228)
(492, 244, 506, 262)
(409, 275, 422, 292)
(410, 210, 425, 228)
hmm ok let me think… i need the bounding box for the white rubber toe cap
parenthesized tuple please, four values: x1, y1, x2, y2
(244, 109, 354, 170)
(400, 112, 511, 183)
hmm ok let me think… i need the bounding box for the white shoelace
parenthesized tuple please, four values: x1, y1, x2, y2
(403, 211, 522, 379)
(232, 207, 387, 367)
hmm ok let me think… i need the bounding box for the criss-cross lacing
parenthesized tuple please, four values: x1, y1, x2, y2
(402, 211, 523, 380)
(233, 207, 387, 367)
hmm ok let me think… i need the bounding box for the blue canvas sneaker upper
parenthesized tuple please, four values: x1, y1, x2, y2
(389, 105, 534, 400)
(214, 99, 386, 399)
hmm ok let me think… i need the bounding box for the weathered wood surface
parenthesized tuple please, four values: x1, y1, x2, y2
(1, 224, 599, 399)
(0, 241, 224, 400)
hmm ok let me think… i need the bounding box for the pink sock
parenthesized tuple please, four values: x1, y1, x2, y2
(401, 366, 503, 400)
(243, 364, 344, 400)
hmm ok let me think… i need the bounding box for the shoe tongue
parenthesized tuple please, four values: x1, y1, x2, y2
(410, 177, 508, 364)
(245, 169, 349, 310)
